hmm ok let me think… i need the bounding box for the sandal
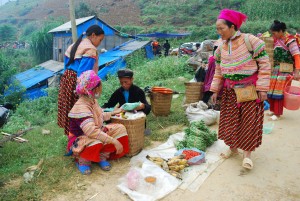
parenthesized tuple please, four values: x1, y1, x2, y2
(268, 115, 280, 121)
(220, 149, 239, 159)
(76, 163, 91, 175)
(99, 160, 112, 171)
(242, 158, 254, 170)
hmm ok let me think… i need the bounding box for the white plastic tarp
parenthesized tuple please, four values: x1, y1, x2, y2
(117, 132, 228, 200)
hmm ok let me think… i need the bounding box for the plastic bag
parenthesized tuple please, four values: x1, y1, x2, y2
(185, 101, 217, 125)
(121, 102, 141, 111)
(126, 168, 141, 191)
(175, 148, 205, 165)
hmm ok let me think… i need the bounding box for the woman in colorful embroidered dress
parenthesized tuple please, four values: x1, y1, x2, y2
(267, 20, 300, 120)
(210, 9, 271, 169)
(57, 25, 105, 135)
(67, 70, 129, 174)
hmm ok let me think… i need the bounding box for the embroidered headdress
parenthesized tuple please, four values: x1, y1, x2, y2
(76, 70, 101, 96)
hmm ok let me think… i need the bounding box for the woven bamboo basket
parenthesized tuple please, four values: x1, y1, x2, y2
(150, 92, 172, 116)
(261, 37, 274, 67)
(111, 117, 145, 157)
(184, 82, 203, 104)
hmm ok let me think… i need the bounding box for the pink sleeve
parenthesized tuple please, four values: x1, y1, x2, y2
(210, 46, 224, 93)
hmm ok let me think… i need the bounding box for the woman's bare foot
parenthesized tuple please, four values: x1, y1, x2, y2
(266, 111, 274, 116)
(220, 148, 239, 159)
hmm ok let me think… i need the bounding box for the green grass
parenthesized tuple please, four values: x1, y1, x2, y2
(0, 55, 194, 200)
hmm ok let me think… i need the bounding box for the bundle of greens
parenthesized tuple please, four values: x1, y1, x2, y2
(176, 120, 217, 151)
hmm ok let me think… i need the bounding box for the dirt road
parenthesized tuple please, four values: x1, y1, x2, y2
(52, 109, 300, 201)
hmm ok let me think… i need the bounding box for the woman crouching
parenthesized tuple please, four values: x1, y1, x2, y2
(67, 70, 129, 174)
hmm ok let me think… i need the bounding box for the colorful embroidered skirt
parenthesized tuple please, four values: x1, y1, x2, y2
(57, 70, 78, 135)
(67, 123, 130, 163)
(218, 88, 264, 151)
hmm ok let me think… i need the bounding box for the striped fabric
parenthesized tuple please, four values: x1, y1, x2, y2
(218, 88, 264, 151)
(211, 33, 271, 92)
(268, 34, 300, 100)
(57, 70, 78, 135)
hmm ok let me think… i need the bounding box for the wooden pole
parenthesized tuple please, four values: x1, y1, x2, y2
(69, 0, 78, 42)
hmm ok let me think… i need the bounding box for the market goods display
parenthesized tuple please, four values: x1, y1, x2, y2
(175, 120, 217, 151)
(146, 155, 189, 180)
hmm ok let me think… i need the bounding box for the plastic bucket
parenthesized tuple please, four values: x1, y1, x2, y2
(283, 79, 300, 110)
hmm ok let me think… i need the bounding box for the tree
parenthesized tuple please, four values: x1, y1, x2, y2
(30, 21, 61, 63)
(75, 2, 97, 18)
(0, 24, 17, 42)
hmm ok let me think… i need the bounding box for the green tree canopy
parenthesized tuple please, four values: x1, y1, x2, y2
(0, 24, 17, 42)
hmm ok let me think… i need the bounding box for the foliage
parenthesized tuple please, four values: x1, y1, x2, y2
(30, 21, 62, 63)
(0, 24, 17, 42)
(176, 120, 217, 151)
(75, 2, 97, 18)
(2, 87, 58, 133)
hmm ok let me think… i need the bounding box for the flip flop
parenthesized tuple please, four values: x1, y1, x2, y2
(76, 163, 91, 175)
(242, 158, 254, 170)
(99, 160, 112, 171)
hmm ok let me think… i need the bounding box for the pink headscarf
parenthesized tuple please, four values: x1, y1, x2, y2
(76, 70, 101, 97)
(218, 9, 247, 29)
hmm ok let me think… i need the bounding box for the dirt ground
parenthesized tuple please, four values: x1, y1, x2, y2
(51, 108, 300, 201)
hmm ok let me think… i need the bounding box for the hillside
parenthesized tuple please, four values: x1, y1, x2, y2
(1, 0, 300, 30)
(0, 0, 142, 26)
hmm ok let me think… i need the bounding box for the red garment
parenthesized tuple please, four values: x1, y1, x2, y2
(57, 70, 78, 135)
(268, 99, 284, 116)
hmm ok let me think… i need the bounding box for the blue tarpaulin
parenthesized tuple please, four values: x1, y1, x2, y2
(14, 67, 54, 89)
(4, 67, 54, 100)
(136, 32, 191, 38)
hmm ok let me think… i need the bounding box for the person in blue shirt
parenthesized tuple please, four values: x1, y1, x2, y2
(57, 25, 105, 135)
(102, 69, 151, 115)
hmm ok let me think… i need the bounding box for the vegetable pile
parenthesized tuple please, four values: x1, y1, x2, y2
(176, 120, 217, 151)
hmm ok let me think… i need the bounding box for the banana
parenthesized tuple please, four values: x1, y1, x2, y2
(146, 155, 165, 163)
(179, 164, 186, 170)
(168, 165, 181, 172)
(167, 158, 181, 166)
(154, 161, 163, 167)
(168, 170, 183, 180)
(178, 159, 188, 166)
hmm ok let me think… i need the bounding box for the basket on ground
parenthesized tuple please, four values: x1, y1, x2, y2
(184, 82, 203, 104)
(111, 117, 145, 156)
(150, 92, 172, 116)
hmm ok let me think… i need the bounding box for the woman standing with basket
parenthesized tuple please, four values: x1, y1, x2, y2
(267, 20, 300, 120)
(211, 9, 271, 169)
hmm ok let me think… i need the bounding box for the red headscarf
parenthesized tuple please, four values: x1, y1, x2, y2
(218, 9, 247, 29)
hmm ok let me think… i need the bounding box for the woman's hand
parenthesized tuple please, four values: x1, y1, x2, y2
(112, 107, 123, 115)
(211, 93, 218, 104)
(293, 69, 300, 80)
(258, 91, 268, 102)
(113, 139, 123, 155)
(134, 103, 145, 111)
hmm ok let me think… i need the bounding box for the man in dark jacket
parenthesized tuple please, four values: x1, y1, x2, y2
(102, 69, 151, 115)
